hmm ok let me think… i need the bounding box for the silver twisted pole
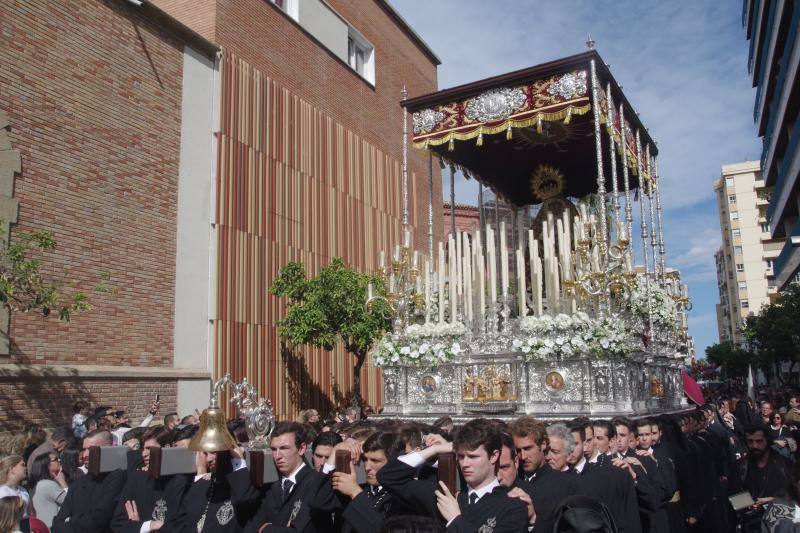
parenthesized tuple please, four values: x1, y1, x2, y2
(645, 145, 658, 280)
(428, 151, 434, 263)
(605, 83, 621, 236)
(401, 85, 409, 231)
(653, 157, 667, 280)
(636, 130, 655, 352)
(619, 103, 634, 265)
(589, 60, 608, 256)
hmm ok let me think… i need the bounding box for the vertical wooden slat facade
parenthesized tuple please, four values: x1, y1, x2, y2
(214, 52, 417, 419)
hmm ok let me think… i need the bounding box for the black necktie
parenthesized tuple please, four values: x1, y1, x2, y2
(282, 479, 294, 501)
(469, 492, 478, 506)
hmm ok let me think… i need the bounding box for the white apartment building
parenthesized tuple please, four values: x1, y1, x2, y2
(714, 161, 781, 346)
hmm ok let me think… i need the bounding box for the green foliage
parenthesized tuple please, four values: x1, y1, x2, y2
(705, 341, 752, 379)
(271, 257, 390, 406)
(744, 282, 800, 382)
(0, 227, 97, 321)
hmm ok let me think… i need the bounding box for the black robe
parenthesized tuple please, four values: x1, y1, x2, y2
(520, 464, 576, 533)
(377, 457, 528, 533)
(652, 442, 687, 533)
(111, 470, 189, 533)
(245, 463, 337, 533)
(573, 461, 643, 533)
(176, 469, 262, 533)
(52, 469, 128, 533)
(338, 485, 405, 533)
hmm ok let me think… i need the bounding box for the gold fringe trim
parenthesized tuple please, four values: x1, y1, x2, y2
(412, 103, 591, 149)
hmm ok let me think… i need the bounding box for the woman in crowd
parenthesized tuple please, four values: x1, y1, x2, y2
(0, 457, 28, 533)
(20, 427, 45, 465)
(58, 446, 82, 487)
(28, 453, 68, 528)
(0, 496, 24, 533)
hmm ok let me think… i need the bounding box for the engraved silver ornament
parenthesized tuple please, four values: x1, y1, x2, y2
(465, 88, 526, 123)
(547, 71, 588, 100)
(412, 109, 445, 134)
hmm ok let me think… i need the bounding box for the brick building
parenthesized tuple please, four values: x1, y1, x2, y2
(0, 0, 440, 430)
(442, 202, 480, 240)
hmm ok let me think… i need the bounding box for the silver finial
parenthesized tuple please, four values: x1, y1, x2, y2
(586, 35, 596, 50)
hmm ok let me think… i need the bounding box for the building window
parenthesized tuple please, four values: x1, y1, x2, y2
(741, 300, 749, 308)
(766, 259, 774, 269)
(760, 222, 770, 232)
(738, 281, 747, 289)
(732, 229, 741, 237)
(269, 0, 298, 20)
(736, 263, 744, 272)
(728, 194, 736, 204)
(730, 211, 739, 221)
(734, 246, 743, 255)
(347, 28, 375, 85)
(725, 177, 734, 187)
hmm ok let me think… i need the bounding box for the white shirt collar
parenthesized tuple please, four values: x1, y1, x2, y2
(573, 457, 587, 473)
(588, 450, 600, 463)
(283, 462, 305, 484)
(467, 478, 499, 501)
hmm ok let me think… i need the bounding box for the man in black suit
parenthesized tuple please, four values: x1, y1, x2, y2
(496, 433, 539, 532)
(248, 421, 336, 533)
(378, 418, 528, 532)
(508, 415, 576, 533)
(111, 426, 188, 533)
(326, 431, 408, 533)
(53, 429, 128, 533)
(548, 422, 641, 533)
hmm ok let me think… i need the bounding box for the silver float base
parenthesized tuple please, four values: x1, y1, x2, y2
(378, 353, 689, 422)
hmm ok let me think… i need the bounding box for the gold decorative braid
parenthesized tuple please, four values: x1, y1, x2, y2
(413, 103, 591, 149)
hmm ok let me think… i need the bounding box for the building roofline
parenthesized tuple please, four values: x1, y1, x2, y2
(134, 0, 219, 58)
(377, 0, 441, 66)
(443, 202, 479, 211)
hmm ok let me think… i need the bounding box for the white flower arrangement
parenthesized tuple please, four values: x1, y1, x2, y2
(627, 278, 677, 329)
(372, 321, 467, 367)
(515, 313, 636, 360)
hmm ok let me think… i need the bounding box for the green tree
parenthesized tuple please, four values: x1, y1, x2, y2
(271, 257, 390, 407)
(705, 341, 752, 379)
(744, 283, 800, 384)
(0, 227, 99, 321)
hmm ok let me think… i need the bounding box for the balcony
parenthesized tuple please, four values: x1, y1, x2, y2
(773, 218, 800, 288)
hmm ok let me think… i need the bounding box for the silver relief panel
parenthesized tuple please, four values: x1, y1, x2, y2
(465, 88, 527, 123)
(412, 109, 445, 135)
(547, 71, 588, 100)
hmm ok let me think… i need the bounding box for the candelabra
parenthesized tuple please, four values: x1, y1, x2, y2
(563, 214, 635, 317)
(366, 239, 425, 333)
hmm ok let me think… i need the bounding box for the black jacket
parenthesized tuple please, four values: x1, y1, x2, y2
(52, 469, 128, 533)
(111, 470, 189, 533)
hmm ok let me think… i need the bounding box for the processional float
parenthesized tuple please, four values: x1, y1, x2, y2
(368, 50, 692, 421)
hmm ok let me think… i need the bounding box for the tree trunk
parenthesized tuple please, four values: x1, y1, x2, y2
(351, 349, 367, 408)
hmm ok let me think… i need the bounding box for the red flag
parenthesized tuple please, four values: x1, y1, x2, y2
(682, 369, 705, 405)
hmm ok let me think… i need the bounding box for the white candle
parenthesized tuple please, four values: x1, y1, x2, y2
(487, 225, 497, 305)
(463, 232, 472, 321)
(412, 250, 419, 270)
(438, 242, 446, 323)
(367, 282, 374, 301)
(424, 260, 431, 323)
(474, 227, 484, 321)
(456, 231, 463, 297)
(403, 230, 411, 249)
(379, 251, 385, 270)
(393, 245, 401, 263)
(449, 236, 457, 323)
(516, 248, 526, 316)
(500, 222, 509, 297)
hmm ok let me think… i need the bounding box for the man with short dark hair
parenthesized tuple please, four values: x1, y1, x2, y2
(311, 431, 342, 471)
(164, 413, 180, 431)
(785, 396, 800, 426)
(53, 429, 128, 533)
(28, 426, 72, 465)
(378, 418, 528, 532)
(249, 421, 336, 532)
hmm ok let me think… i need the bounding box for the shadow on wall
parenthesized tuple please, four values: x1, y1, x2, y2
(280, 342, 347, 418)
(0, 343, 91, 434)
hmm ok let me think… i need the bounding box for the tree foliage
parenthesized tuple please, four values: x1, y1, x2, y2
(744, 282, 800, 383)
(705, 341, 751, 379)
(0, 227, 104, 321)
(270, 257, 390, 406)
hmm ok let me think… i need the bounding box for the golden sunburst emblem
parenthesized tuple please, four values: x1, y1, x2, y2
(531, 165, 566, 201)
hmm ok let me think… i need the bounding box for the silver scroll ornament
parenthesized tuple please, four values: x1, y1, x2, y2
(547, 71, 588, 100)
(413, 109, 445, 134)
(465, 88, 526, 123)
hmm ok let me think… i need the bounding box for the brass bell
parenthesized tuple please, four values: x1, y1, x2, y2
(189, 375, 238, 453)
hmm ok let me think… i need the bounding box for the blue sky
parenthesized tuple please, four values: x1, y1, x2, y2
(391, 0, 762, 358)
